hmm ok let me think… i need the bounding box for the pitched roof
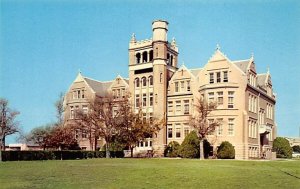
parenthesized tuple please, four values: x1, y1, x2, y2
(232, 59, 250, 73)
(84, 77, 113, 96)
(257, 74, 267, 87)
(190, 68, 202, 77)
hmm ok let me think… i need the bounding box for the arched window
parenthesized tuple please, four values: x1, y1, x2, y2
(149, 50, 153, 61)
(142, 51, 148, 63)
(149, 76, 153, 86)
(170, 55, 173, 66)
(136, 53, 141, 64)
(167, 53, 170, 65)
(135, 78, 140, 88)
(142, 77, 147, 87)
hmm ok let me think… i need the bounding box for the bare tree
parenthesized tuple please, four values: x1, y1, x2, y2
(117, 99, 162, 157)
(77, 95, 122, 158)
(55, 92, 65, 126)
(190, 98, 220, 159)
(0, 98, 20, 161)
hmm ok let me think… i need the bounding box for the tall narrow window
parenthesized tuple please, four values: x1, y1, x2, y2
(209, 73, 214, 84)
(217, 92, 223, 106)
(70, 106, 74, 119)
(149, 50, 153, 61)
(160, 73, 163, 83)
(142, 51, 148, 63)
(187, 80, 191, 91)
(184, 124, 190, 137)
(135, 78, 140, 88)
(143, 113, 147, 123)
(149, 113, 153, 124)
(175, 125, 181, 138)
(223, 71, 228, 82)
(135, 94, 140, 108)
(136, 53, 141, 64)
(149, 93, 153, 106)
(175, 82, 179, 92)
(167, 125, 173, 138)
(78, 90, 81, 99)
(142, 93, 147, 107)
(228, 118, 234, 136)
(82, 90, 85, 98)
(149, 76, 153, 86)
(217, 72, 221, 83)
(217, 119, 223, 136)
(142, 77, 147, 87)
(181, 81, 185, 92)
(82, 105, 88, 115)
(228, 91, 234, 108)
(175, 100, 181, 115)
(184, 100, 189, 115)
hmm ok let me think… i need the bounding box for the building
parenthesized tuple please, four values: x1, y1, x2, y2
(64, 20, 276, 159)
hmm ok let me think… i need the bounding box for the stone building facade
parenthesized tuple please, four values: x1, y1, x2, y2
(64, 20, 276, 159)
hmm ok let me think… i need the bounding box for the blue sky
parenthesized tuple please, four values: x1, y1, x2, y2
(1, 0, 300, 143)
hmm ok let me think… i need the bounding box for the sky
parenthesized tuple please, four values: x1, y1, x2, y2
(1, 0, 300, 143)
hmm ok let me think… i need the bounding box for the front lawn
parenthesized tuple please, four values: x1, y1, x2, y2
(0, 158, 299, 189)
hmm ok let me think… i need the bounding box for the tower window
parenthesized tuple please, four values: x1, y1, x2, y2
(160, 73, 163, 83)
(136, 53, 141, 64)
(167, 53, 170, 65)
(142, 51, 148, 63)
(170, 55, 173, 66)
(142, 77, 147, 87)
(149, 50, 153, 61)
(135, 78, 140, 88)
(149, 76, 153, 86)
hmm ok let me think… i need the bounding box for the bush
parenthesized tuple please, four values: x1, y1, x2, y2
(273, 137, 292, 158)
(164, 141, 180, 157)
(179, 131, 200, 158)
(217, 141, 235, 159)
(1, 150, 124, 161)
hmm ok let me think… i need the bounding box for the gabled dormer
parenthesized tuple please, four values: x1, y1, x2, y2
(168, 64, 195, 95)
(109, 75, 129, 99)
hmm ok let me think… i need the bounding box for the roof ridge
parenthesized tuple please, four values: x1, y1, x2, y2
(84, 77, 113, 83)
(232, 59, 250, 63)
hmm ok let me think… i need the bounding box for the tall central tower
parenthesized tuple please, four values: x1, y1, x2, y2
(128, 20, 178, 156)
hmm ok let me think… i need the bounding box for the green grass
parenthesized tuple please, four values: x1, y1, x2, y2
(0, 158, 299, 189)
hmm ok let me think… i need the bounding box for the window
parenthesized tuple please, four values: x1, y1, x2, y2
(167, 125, 173, 138)
(208, 92, 214, 103)
(217, 92, 223, 106)
(82, 130, 87, 139)
(149, 93, 153, 106)
(184, 100, 189, 115)
(168, 101, 173, 114)
(75, 106, 79, 118)
(149, 76, 153, 86)
(117, 89, 120, 98)
(187, 80, 191, 91)
(135, 94, 140, 108)
(82, 105, 88, 115)
(142, 77, 147, 87)
(228, 118, 234, 136)
(175, 82, 179, 92)
(160, 73, 163, 83)
(175, 100, 181, 115)
(217, 119, 223, 136)
(82, 90, 85, 98)
(223, 71, 228, 82)
(142, 93, 147, 107)
(175, 125, 181, 138)
(136, 53, 141, 64)
(73, 91, 77, 99)
(75, 129, 79, 139)
(208, 119, 214, 135)
(209, 73, 214, 84)
(77, 90, 81, 99)
(184, 123, 190, 137)
(217, 72, 221, 83)
(149, 113, 153, 124)
(181, 81, 185, 92)
(135, 78, 140, 88)
(228, 91, 234, 108)
(70, 106, 74, 119)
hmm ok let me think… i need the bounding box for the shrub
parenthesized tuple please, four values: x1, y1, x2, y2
(1, 150, 124, 161)
(164, 141, 180, 157)
(217, 141, 235, 159)
(273, 137, 292, 158)
(179, 131, 200, 158)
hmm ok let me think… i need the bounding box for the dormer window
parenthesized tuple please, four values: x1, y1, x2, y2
(175, 82, 179, 92)
(223, 71, 228, 82)
(209, 73, 214, 84)
(187, 80, 191, 91)
(217, 72, 221, 83)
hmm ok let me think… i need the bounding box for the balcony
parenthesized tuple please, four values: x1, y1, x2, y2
(259, 124, 272, 134)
